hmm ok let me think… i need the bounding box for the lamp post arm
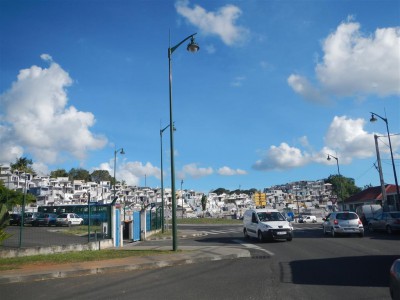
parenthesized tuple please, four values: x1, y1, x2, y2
(169, 33, 197, 56)
(370, 112, 387, 123)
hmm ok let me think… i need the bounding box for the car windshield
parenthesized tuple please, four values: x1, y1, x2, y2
(336, 213, 358, 220)
(258, 212, 285, 221)
(58, 214, 68, 218)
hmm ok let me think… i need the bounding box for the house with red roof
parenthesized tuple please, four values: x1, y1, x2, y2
(344, 184, 399, 211)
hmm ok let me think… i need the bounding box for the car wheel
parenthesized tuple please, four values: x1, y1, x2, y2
(257, 231, 264, 243)
(359, 231, 364, 238)
(331, 228, 336, 238)
(68, 221, 72, 227)
(323, 226, 327, 235)
(243, 228, 249, 239)
(386, 226, 393, 234)
(368, 223, 374, 232)
(287, 235, 293, 241)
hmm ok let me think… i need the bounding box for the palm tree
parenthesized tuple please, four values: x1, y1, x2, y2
(10, 157, 36, 176)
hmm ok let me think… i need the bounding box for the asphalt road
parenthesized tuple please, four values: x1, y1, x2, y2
(1, 223, 399, 300)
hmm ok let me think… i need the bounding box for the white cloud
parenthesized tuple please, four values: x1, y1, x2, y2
(119, 161, 161, 186)
(253, 143, 310, 171)
(288, 19, 400, 101)
(253, 115, 392, 171)
(324, 116, 375, 160)
(0, 55, 107, 168)
(95, 160, 160, 186)
(217, 166, 247, 176)
(317, 22, 400, 97)
(287, 74, 327, 104)
(175, 0, 249, 46)
(178, 163, 213, 179)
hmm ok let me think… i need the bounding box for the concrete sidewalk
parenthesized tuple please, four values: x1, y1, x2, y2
(0, 232, 250, 284)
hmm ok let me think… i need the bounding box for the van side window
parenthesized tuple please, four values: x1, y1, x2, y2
(251, 213, 258, 223)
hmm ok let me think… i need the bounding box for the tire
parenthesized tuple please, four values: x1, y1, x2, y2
(368, 223, 374, 232)
(68, 221, 72, 227)
(359, 231, 364, 238)
(323, 226, 327, 235)
(258, 231, 264, 243)
(387, 226, 393, 234)
(331, 228, 336, 238)
(287, 234, 293, 241)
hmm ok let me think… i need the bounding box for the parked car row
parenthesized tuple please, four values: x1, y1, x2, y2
(7, 212, 84, 227)
(321, 210, 400, 238)
(367, 211, 400, 234)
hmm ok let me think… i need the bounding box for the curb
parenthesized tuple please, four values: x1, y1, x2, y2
(0, 247, 250, 284)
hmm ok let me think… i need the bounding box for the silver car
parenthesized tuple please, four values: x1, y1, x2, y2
(368, 211, 400, 234)
(322, 211, 364, 237)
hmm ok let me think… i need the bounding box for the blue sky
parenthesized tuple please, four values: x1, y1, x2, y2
(0, 0, 399, 193)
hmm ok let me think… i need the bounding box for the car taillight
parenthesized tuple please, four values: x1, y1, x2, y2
(334, 219, 338, 225)
(358, 219, 362, 225)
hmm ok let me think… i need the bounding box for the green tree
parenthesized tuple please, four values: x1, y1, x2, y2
(10, 157, 36, 175)
(0, 203, 11, 244)
(68, 168, 91, 182)
(50, 169, 69, 178)
(201, 194, 207, 211)
(212, 188, 230, 195)
(0, 181, 35, 209)
(325, 175, 361, 201)
(90, 170, 113, 183)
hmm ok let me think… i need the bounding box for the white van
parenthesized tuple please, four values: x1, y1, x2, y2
(243, 208, 293, 242)
(356, 204, 382, 225)
(301, 215, 317, 223)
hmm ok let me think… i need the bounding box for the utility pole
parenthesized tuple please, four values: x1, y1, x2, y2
(374, 135, 387, 211)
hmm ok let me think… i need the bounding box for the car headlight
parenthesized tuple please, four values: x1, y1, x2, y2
(262, 224, 272, 229)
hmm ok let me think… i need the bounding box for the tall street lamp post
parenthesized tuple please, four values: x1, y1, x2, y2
(327, 154, 343, 210)
(370, 112, 400, 210)
(168, 32, 199, 251)
(113, 148, 125, 202)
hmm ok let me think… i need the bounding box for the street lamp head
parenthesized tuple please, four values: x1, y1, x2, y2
(120, 148, 125, 155)
(327, 155, 331, 161)
(187, 36, 200, 53)
(370, 113, 378, 123)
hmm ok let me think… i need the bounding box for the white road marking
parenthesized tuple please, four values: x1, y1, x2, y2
(232, 239, 275, 256)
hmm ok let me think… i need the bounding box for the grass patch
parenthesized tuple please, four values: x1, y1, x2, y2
(0, 249, 175, 271)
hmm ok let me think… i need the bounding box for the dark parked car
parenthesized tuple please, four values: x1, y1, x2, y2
(24, 212, 41, 226)
(9, 213, 22, 226)
(32, 213, 58, 226)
